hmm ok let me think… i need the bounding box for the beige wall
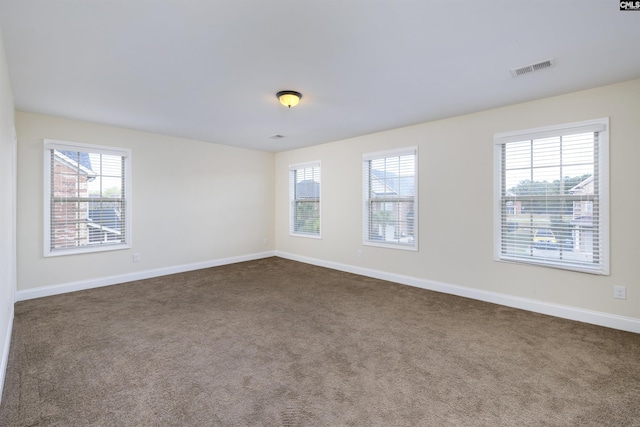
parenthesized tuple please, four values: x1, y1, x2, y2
(275, 79, 640, 320)
(0, 24, 16, 396)
(16, 112, 275, 291)
(9, 80, 640, 323)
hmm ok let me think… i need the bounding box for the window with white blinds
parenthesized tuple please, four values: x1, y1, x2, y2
(363, 147, 418, 250)
(494, 118, 609, 274)
(44, 139, 131, 256)
(289, 162, 321, 238)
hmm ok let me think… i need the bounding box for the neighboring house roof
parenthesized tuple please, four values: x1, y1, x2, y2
(56, 150, 94, 175)
(568, 175, 594, 194)
(88, 208, 122, 235)
(296, 179, 320, 199)
(370, 170, 414, 197)
(571, 216, 593, 228)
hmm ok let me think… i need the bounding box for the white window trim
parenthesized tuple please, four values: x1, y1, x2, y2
(363, 146, 418, 251)
(289, 160, 322, 239)
(44, 139, 132, 257)
(493, 118, 609, 275)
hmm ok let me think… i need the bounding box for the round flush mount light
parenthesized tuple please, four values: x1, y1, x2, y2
(277, 90, 302, 108)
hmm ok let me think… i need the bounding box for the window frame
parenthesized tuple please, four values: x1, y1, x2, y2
(493, 118, 609, 274)
(363, 147, 418, 251)
(44, 139, 132, 257)
(289, 161, 322, 239)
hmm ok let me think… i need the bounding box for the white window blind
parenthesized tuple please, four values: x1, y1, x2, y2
(494, 118, 609, 274)
(289, 162, 321, 237)
(44, 139, 131, 256)
(363, 147, 418, 250)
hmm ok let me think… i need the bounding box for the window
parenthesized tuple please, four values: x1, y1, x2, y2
(363, 147, 418, 250)
(289, 162, 321, 238)
(44, 139, 131, 256)
(494, 118, 609, 274)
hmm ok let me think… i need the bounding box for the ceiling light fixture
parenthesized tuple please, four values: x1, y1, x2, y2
(277, 90, 302, 108)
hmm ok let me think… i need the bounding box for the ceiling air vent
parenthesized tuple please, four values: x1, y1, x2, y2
(511, 58, 555, 77)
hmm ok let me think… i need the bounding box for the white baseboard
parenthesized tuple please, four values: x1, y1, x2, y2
(275, 251, 640, 334)
(14, 250, 640, 334)
(16, 251, 276, 302)
(0, 302, 14, 406)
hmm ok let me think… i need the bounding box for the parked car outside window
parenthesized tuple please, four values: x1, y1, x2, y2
(533, 228, 558, 250)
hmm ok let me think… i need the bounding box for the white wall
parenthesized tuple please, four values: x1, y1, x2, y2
(16, 112, 275, 294)
(0, 25, 16, 401)
(275, 79, 640, 326)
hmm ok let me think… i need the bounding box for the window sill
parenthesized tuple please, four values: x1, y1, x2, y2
(290, 233, 322, 240)
(44, 243, 130, 257)
(494, 256, 608, 275)
(363, 240, 418, 251)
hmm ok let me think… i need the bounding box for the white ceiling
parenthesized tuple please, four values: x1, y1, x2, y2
(1, 0, 639, 152)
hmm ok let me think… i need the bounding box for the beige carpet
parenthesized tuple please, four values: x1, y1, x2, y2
(1, 257, 639, 426)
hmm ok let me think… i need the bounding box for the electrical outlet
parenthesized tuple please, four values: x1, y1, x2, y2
(264, 238, 269, 246)
(133, 253, 141, 262)
(614, 286, 626, 300)
(357, 250, 362, 258)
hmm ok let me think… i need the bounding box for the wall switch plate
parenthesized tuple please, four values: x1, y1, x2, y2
(614, 286, 626, 300)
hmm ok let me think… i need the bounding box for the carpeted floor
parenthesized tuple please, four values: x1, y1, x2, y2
(1, 257, 639, 426)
